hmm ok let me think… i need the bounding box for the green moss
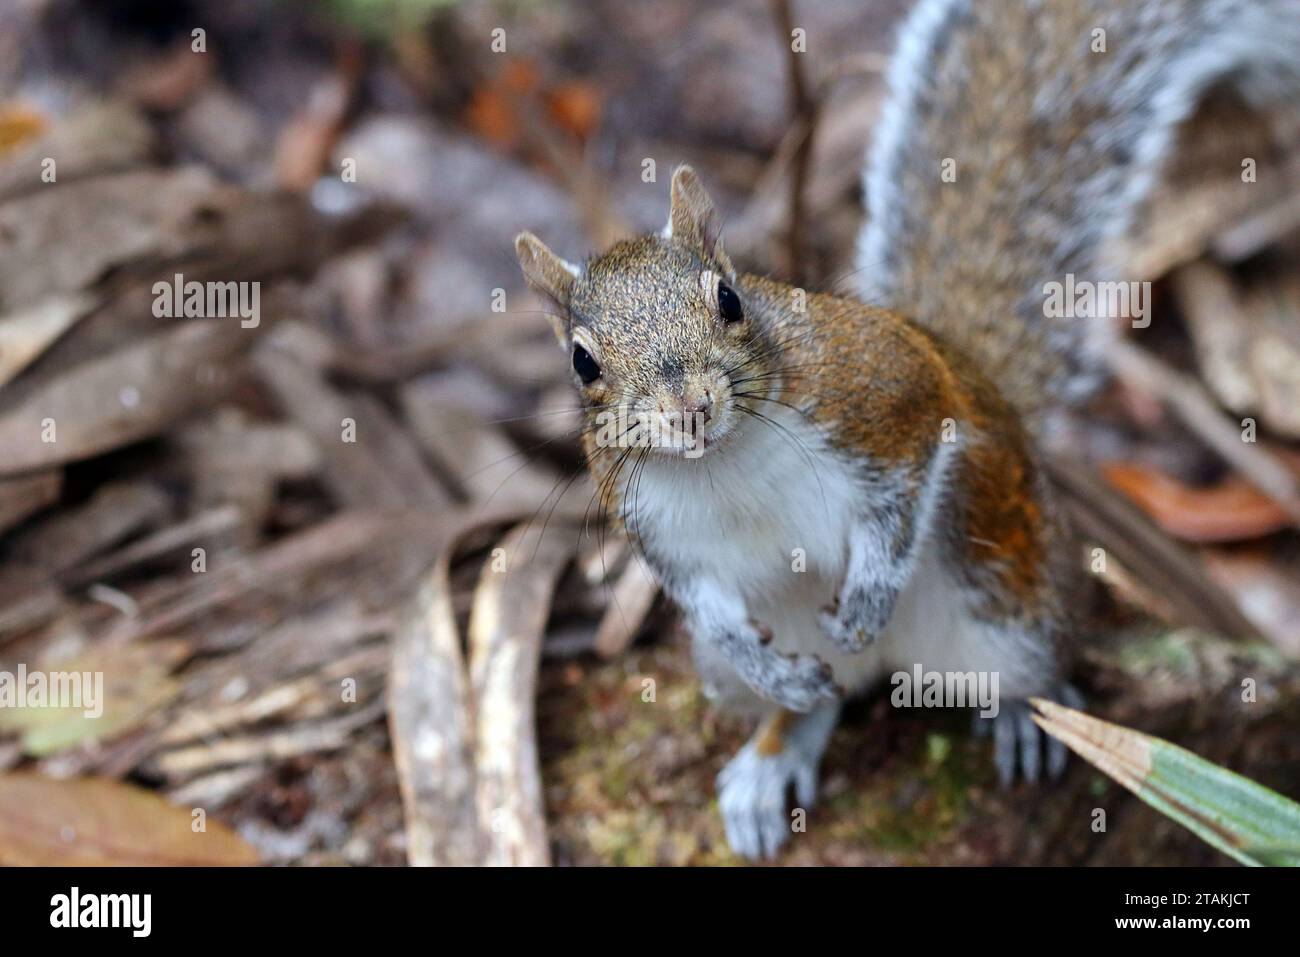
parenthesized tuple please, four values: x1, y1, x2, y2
(820, 723, 976, 861)
(1114, 629, 1286, 679)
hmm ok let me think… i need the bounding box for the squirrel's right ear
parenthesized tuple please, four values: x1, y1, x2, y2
(515, 231, 580, 346)
(666, 166, 734, 276)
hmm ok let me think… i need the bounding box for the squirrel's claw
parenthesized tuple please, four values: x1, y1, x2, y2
(750, 651, 841, 713)
(748, 617, 774, 645)
(718, 746, 809, 860)
(981, 686, 1081, 786)
(817, 602, 878, 654)
(723, 621, 841, 713)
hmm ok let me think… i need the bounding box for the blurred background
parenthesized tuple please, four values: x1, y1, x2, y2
(0, 0, 1296, 866)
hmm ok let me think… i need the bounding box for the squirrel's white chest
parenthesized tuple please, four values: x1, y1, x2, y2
(627, 409, 859, 596)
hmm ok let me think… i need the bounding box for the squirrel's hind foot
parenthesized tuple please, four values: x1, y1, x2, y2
(717, 703, 840, 860)
(976, 686, 1083, 787)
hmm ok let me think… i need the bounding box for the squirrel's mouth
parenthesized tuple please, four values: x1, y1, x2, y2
(636, 384, 735, 459)
(655, 409, 735, 459)
(648, 429, 714, 459)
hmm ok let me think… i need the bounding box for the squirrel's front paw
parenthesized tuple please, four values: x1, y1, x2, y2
(726, 621, 841, 713)
(818, 593, 883, 653)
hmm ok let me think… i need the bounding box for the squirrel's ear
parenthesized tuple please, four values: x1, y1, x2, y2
(515, 231, 579, 345)
(666, 165, 734, 275)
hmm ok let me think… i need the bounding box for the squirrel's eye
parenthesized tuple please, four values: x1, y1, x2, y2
(572, 344, 601, 384)
(718, 281, 744, 323)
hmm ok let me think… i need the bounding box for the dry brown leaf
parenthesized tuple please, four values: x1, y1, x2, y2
(1110, 339, 1300, 528)
(0, 293, 98, 388)
(0, 322, 253, 476)
(272, 44, 362, 192)
(0, 166, 223, 310)
(1107, 87, 1300, 279)
(400, 390, 559, 509)
(273, 78, 351, 191)
(1174, 264, 1300, 441)
(1202, 549, 1300, 656)
(0, 772, 257, 865)
(117, 42, 215, 112)
(253, 331, 450, 508)
(11, 480, 171, 573)
(1046, 456, 1261, 640)
(1242, 272, 1300, 438)
(0, 102, 158, 205)
(0, 470, 61, 536)
(1173, 262, 1258, 414)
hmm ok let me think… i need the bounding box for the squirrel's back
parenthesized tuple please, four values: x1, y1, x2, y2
(857, 0, 1300, 428)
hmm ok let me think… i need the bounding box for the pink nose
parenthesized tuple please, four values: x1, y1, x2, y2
(684, 397, 713, 427)
(682, 389, 714, 438)
(656, 392, 713, 441)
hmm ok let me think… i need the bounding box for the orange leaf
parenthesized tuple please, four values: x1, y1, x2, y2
(466, 87, 520, 150)
(0, 102, 47, 156)
(500, 59, 541, 94)
(545, 82, 601, 141)
(1101, 462, 1290, 542)
(466, 59, 569, 152)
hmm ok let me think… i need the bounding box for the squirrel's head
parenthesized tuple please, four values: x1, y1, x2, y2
(514, 166, 778, 458)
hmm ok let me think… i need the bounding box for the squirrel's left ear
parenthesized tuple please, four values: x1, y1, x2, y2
(515, 231, 580, 346)
(666, 165, 734, 276)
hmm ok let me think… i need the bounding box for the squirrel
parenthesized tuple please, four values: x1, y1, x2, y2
(514, 0, 1300, 860)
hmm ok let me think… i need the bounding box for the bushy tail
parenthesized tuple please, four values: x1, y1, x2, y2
(856, 0, 1300, 429)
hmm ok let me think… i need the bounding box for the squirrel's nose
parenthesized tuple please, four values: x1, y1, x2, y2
(657, 389, 715, 445)
(684, 395, 713, 426)
(682, 389, 713, 432)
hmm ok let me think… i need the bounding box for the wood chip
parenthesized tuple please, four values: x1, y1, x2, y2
(389, 544, 481, 866)
(468, 523, 576, 866)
